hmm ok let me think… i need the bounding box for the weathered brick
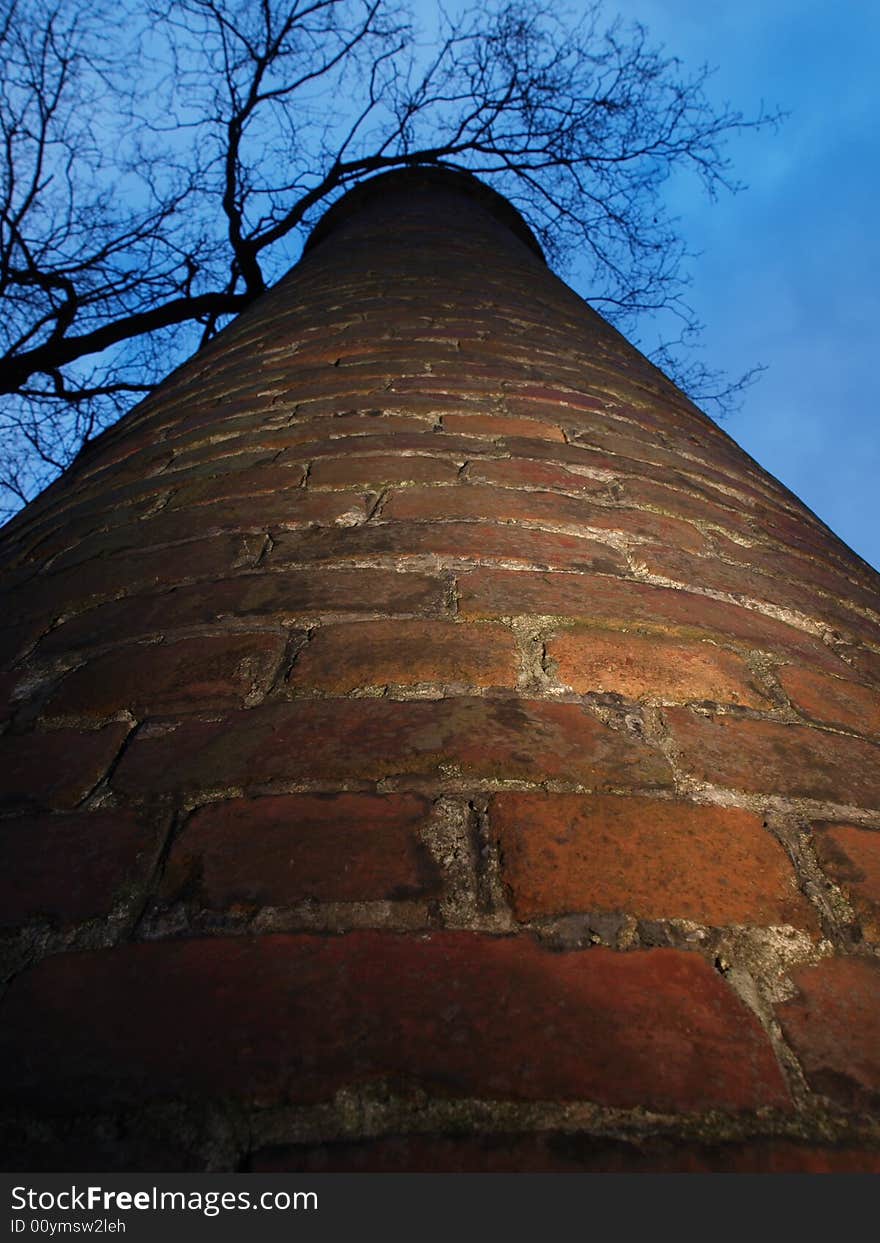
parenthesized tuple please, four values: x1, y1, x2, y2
(166, 461, 306, 507)
(278, 430, 496, 466)
(0, 934, 788, 1111)
(161, 793, 440, 906)
(466, 456, 613, 493)
(47, 494, 374, 573)
(490, 793, 816, 928)
(613, 477, 757, 533)
(458, 569, 846, 669)
(0, 723, 129, 811)
(811, 822, 880, 941)
(665, 708, 880, 808)
(112, 697, 673, 797)
(38, 569, 447, 654)
(44, 633, 284, 720)
(779, 666, 880, 736)
(637, 544, 879, 644)
(270, 520, 626, 574)
(775, 957, 880, 1108)
(290, 620, 517, 691)
(308, 454, 460, 487)
(12, 532, 266, 621)
(441, 413, 565, 441)
(712, 531, 880, 617)
(548, 627, 765, 706)
(384, 483, 706, 551)
(0, 810, 160, 926)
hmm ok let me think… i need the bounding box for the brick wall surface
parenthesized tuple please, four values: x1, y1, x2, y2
(1, 168, 880, 1172)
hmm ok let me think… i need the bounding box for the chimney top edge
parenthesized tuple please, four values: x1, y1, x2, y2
(304, 166, 547, 263)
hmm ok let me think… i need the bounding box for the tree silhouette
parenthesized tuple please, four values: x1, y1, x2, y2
(0, 0, 776, 516)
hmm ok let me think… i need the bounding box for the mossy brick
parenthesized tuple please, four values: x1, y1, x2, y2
(547, 626, 766, 706)
(111, 697, 673, 797)
(490, 792, 817, 929)
(0, 723, 129, 811)
(289, 620, 517, 692)
(0, 810, 161, 927)
(37, 568, 447, 653)
(161, 792, 440, 906)
(810, 822, 880, 941)
(0, 933, 788, 1112)
(778, 666, 880, 736)
(44, 632, 284, 720)
(665, 708, 880, 808)
(775, 956, 880, 1109)
(269, 520, 626, 574)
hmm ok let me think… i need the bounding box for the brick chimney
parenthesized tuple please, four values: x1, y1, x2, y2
(1, 168, 879, 1172)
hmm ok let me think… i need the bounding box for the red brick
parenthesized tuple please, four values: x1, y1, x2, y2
(810, 822, 880, 941)
(48, 494, 374, 572)
(467, 456, 614, 493)
(232, 412, 434, 450)
(490, 793, 816, 928)
(270, 521, 626, 574)
(384, 483, 706, 551)
(504, 385, 607, 414)
(290, 620, 516, 691)
(637, 544, 879, 644)
(171, 487, 376, 533)
(0, 723, 129, 811)
(44, 633, 284, 720)
(112, 697, 673, 797)
(251, 1135, 880, 1173)
(308, 454, 460, 487)
(0, 810, 160, 926)
(12, 532, 266, 621)
(161, 793, 440, 906)
(775, 957, 880, 1108)
(779, 666, 880, 736)
(459, 569, 846, 668)
(850, 647, 880, 687)
(0, 934, 788, 1111)
(441, 413, 564, 441)
(613, 477, 757, 533)
(166, 461, 306, 507)
(278, 431, 497, 466)
(516, 428, 683, 472)
(38, 569, 447, 654)
(665, 708, 880, 808)
(548, 627, 765, 706)
(712, 531, 880, 617)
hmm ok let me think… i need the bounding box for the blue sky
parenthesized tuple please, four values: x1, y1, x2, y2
(574, 0, 880, 570)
